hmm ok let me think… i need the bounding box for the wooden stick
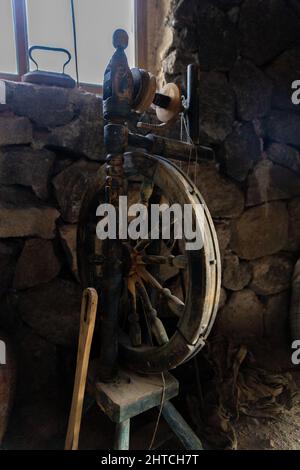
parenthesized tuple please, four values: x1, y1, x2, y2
(65, 288, 98, 451)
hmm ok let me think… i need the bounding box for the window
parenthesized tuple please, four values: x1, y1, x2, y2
(0, 0, 145, 94)
(0, 0, 18, 75)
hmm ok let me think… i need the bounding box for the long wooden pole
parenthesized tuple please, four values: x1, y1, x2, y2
(65, 288, 98, 451)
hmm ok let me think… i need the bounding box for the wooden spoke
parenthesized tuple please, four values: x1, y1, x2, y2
(137, 266, 185, 318)
(134, 217, 177, 253)
(139, 177, 154, 207)
(127, 275, 142, 347)
(88, 254, 106, 265)
(139, 254, 187, 270)
(179, 270, 187, 302)
(135, 238, 152, 253)
(137, 281, 169, 345)
(161, 288, 185, 317)
(164, 238, 177, 253)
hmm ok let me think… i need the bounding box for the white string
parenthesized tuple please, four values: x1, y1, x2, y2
(182, 114, 193, 145)
(142, 299, 166, 451)
(182, 114, 193, 179)
(179, 113, 184, 171)
(194, 145, 199, 188)
(139, 112, 147, 124)
(148, 372, 166, 450)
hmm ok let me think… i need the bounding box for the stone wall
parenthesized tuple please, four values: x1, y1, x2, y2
(144, 0, 173, 83)
(0, 81, 104, 448)
(162, 0, 300, 348)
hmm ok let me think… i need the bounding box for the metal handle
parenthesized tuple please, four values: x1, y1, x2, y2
(28, 45, 72, 74)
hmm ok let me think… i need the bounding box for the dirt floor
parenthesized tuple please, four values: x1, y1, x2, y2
(146, 402, 300, 450)
(230, 367, 300, 450)
(234, 406, 300, 450)
(216, 351, 300, 450)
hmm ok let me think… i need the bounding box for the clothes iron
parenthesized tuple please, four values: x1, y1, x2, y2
(22, 45, 76, 89)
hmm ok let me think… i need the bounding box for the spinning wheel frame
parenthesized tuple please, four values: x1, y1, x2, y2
(76, 28, 221, 379)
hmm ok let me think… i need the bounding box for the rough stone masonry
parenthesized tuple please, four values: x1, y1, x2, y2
(163, 0, 300, 348)
(0, 80, 105, 448)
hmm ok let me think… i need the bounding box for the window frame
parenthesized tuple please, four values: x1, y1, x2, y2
(0, 0, 146, 94)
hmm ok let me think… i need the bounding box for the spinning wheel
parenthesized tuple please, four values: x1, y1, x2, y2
(78, 152, 220, 373)
(77, 30, 221, 380)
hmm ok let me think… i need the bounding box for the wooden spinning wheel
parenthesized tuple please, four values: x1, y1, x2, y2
(77, 29, 221, 380)
(78, 152, 221, 373)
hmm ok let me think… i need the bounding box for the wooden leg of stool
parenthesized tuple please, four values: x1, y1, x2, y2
(114, 419, 130, 450)
(161, 401, 203, 450)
